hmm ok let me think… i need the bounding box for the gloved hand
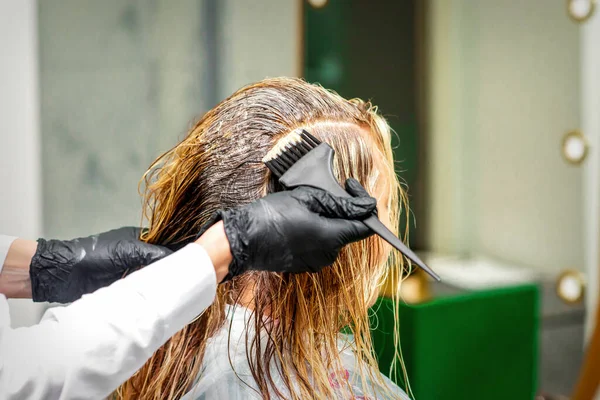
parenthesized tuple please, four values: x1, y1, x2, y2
(201, 178, 377, 279)
(30, 227, 172, 303)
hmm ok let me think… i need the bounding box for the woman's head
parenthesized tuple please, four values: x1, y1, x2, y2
(118, 77, 407, 399)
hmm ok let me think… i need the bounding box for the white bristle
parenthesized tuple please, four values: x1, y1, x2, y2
(262, 129, 303, 163)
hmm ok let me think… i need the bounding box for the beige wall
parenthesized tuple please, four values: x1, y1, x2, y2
(427, 0, 584, 274)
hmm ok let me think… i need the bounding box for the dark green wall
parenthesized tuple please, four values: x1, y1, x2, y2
(303, 0, 425, 248)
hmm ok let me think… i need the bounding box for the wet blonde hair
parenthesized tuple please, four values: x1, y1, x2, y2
(116, 77, 408, 399)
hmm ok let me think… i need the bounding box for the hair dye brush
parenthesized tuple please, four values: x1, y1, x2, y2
(262, 129, 441, 281)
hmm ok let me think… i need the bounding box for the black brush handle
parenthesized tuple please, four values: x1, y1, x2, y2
(278, 143, 441, 281)
(362, 215, 440, 281)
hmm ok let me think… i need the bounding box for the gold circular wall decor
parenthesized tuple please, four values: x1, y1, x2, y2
(567, 0, 597, 23)
(562, 130, 589, 165)
(556, 269, 586, 304)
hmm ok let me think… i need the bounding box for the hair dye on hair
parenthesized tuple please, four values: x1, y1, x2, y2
(115, 77, 410, 400)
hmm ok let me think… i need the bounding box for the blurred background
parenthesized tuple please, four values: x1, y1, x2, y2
(1, 0, 599, 399)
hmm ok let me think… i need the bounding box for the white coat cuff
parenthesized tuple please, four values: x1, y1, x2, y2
(121, 243, 217, 340)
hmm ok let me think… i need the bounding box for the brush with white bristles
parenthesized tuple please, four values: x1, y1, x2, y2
(262, 128, 441, 281)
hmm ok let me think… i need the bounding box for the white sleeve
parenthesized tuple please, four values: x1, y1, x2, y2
(0, 235, 17, 275)
(0, 243, 217, 400)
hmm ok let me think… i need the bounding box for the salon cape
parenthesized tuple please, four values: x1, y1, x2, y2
(0, 235, 217, 400)
(181, 306, 412, 400)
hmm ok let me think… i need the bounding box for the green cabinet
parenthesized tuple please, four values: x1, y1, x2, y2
(370, 285, 539, 400)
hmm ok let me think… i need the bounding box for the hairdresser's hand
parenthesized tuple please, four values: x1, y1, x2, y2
(205, 178, 377, 279)
(30, 227, 172, 303)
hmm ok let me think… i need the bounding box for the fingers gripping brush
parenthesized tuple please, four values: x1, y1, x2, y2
(263, 129, 441, 281)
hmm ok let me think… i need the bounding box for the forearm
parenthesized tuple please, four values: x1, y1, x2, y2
(0, 221, 231, 300)
(0, 223, 231, 399)
(0, 243, 219, 399)
(195, 221, 231, 282)
(0, 238, 35, 298)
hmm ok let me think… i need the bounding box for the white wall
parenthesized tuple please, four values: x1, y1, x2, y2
(0, 0, 45, 326)
(580, 10, 600, 342)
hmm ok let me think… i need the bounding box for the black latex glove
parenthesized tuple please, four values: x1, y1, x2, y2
(201, 178, 377, 280)
(30, 227, 172, 303)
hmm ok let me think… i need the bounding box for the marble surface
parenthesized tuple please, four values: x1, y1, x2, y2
(38, 0, 299, 239)
(39, 0, 207, 239)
